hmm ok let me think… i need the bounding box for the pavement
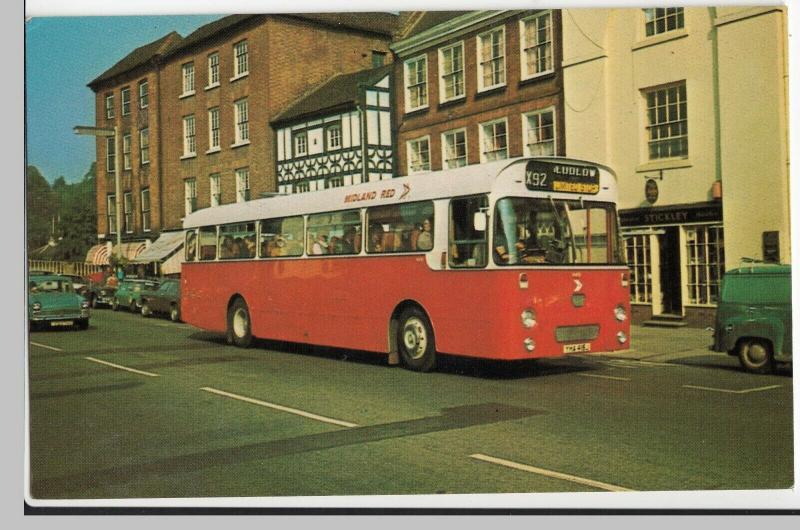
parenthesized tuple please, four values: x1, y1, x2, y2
(591, 324, 720, 364)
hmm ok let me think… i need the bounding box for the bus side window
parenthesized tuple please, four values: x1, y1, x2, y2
(366, 201, 434, 254)
(307, 210, 361, 256)
(199, 227, 217, 261)
(449, 195, 488, 268)
(185, 230, 198, 261)
(260, 216, 304, 258)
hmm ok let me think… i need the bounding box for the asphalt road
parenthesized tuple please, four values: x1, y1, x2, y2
(27, 308, 793, 499)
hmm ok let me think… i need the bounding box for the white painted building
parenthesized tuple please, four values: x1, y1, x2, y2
(562, 6, 789, 325)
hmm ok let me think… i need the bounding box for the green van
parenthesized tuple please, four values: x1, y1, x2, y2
(712, 264, 792, 374)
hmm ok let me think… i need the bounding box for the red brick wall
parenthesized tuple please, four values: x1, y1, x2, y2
(93, 67, 162, 239)
(394, 11, 564, 175)
(158, 16, 393, 231)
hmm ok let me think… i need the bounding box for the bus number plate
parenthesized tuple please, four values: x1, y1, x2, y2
(563, 343, 591, 354)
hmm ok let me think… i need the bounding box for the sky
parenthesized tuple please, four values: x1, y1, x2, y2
(25, 15, 222, 183)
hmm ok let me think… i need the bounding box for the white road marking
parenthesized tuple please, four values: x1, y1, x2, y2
(469, 454, 633, 492)
(200, 387, 358, 428)
(30, 342, 63, 352)
(683, 384, 782, 395)
(84, 357, 160, 377)
(577, 373, 631, 381)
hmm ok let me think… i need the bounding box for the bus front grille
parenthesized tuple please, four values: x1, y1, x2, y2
(555, 325, 600, 343)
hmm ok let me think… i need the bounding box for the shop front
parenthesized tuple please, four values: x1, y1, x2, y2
(620, 201, 724, 327)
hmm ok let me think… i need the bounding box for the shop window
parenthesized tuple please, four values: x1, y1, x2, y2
(686, 225, 725, 305)
(625, 235, 652, 303)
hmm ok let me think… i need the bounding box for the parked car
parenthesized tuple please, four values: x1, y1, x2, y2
(90, 282, 118, 308)
(140, 279, 181, 322)
(28, 274, 90, 330)
(59, 274, 92, 301)
(112, 279, 161, 312)
(712, 264, 792, 374)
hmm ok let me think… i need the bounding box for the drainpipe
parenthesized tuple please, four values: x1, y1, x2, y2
(358, 102, 368, 184)
(155, 60, 165, 235)
(709, 7, 723, 188)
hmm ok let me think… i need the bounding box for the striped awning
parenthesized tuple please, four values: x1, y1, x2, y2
(130, 231, 184, 264)
(85, 242, 148, 265)
(85, 244, 109, 265)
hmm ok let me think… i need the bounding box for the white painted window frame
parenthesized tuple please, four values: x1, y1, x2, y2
(438, 41, 465, 103)
(403, 54, 428, 113)
(478, 117, 509, 163)
(476, 26, 506, 92)
(407, 135, 431, 174)
(522, 106, 557, 157)
(520, 11, 554, 81)
(441, 128, 468, 169)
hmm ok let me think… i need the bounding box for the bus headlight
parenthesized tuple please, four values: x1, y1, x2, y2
(614, 305, 627, 322)
(521, 309, 536, 328)
(523, 338, 535, 352)
(617, 331, 628, 344)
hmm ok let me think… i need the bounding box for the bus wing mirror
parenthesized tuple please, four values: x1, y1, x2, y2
(473, 212, 487, 232)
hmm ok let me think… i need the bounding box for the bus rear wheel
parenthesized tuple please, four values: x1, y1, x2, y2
(397, 307, 436, 372)
(227, 298, 252, 348)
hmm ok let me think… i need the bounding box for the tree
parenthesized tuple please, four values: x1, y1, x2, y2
(50, 163, 97, 261)
(26, 165, 57, 252)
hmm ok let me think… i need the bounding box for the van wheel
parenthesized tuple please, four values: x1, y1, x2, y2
(738, 339, 773, 374)
(170, 305, 180, 322)
(397, 307, 436, 372)
(227, 298, 252, 348)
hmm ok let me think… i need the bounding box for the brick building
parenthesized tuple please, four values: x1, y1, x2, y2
(89, 13, 399, 251)
(391, 10, 563, 176)
(88, 31, 183, 248)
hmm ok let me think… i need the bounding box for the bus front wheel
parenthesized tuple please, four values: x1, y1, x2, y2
(397, 308, 436, 372)
(227, 298, 252, 348)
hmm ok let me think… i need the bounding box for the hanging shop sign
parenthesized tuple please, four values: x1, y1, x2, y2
(645, 178, 659, 204)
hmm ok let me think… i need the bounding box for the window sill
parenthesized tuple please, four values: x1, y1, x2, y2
(519, 70, 556, 87)
(635, 158, 692, 173)
(475, 84, 506, 99)
(404, 105, 429, 117)
(231, 140, 250, 149)
(230, 72, 249, 83)
(206, 147, 221, 154)
(141, 161, 150, 166)
(180, 154, 197, 160)
(204, 83, 220, 91)
(179, 90, 196, 99)
(139, 105, 149, 111)
(632, 29, 688, 51)
(437, 96, 465, 110)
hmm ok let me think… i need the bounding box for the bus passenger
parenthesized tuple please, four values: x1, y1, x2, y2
(342, 226, 358, 254)
(244, 235, 257, 258)
(312, 234, 328, 255)
(416, 218, 433, 250)
(369, 224, 384, 253)
(221, 236, 235, 259)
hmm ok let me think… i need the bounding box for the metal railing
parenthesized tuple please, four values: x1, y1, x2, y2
(28, 260, 105, 277)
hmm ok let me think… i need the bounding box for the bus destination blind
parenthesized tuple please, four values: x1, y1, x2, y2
(524, 160, 600, 194)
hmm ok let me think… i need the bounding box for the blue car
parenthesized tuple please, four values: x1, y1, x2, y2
(28, 274, 90, 330)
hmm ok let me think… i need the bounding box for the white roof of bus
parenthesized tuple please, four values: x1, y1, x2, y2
(182, 157, 617, 229)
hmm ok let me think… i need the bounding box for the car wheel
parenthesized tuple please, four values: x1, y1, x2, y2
(397, 307, 436, 372)
(112, 298, 119, 311)
(226, 298, 252, 348)
(131, 300, 138, 313)
(170, 305, 180, 323)
(141, 302, 151, 318)
(77, 318, 89, 330)
(738, 339, 774, 374)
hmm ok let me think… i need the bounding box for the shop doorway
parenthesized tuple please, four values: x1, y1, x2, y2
(657, 227, 682, 315)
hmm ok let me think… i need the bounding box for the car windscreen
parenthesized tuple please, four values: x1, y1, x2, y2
(30, 279, 74, 293)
